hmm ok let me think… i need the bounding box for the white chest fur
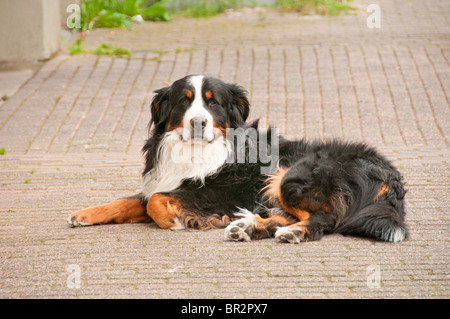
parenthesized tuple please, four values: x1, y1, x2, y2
(142, 131, 229, 199)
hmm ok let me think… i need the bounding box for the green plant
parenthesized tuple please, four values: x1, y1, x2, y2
(67, 37, 132, 58)
(67, 37, 86, 54)
(93, 42, 132, 57)
(164, 0, 352, 18)
(165, 0, 249, 18)
(274, 0, 354, 16)
(79, 0, 170, 31)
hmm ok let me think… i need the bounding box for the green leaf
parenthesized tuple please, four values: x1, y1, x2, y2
(140, 5, 170, 21)
(78, 0, 171, 31)
(95, 12, 132, 28)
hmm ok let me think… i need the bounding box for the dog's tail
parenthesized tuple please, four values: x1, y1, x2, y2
(336, 203, 408, 242)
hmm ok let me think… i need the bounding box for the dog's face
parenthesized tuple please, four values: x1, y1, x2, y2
(150, 75, 249, 142)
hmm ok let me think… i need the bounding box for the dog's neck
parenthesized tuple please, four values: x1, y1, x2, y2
(142, 131, 230, 199)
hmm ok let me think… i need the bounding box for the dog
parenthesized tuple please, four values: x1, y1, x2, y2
(68, 75, 408, 243)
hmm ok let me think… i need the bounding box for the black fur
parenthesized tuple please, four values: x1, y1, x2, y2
(276, 140, 407, 241)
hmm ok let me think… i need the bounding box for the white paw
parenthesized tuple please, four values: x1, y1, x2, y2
(170, 217, 185, 231)
(224, 209, 256, 242)
(274, 226, 305, 244)
(67, 215, 90, 227)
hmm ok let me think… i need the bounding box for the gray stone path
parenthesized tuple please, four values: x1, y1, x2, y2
(0, 0, 448, 298)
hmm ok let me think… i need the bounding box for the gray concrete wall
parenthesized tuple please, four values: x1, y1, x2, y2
(0, 0, 61, 63)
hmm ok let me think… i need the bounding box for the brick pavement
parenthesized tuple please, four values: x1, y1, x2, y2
(0, 0, 449, 298)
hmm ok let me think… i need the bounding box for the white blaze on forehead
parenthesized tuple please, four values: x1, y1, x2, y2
(189, 75, 204, 103)
(182, 75, 214, 141)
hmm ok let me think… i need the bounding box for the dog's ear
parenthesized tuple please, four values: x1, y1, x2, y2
(227, 83, 250, 127)
(150, 86, 171, 131)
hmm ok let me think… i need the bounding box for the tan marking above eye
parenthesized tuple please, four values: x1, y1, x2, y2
(185, 89, 192, 99)
(205, 90, 213, 100)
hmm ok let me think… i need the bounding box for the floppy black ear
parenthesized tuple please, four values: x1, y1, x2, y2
(227, 83, 250, 127)
(150, 86, 171, 132)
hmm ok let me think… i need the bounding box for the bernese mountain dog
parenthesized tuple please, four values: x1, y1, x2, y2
(69, 75, 408, 243)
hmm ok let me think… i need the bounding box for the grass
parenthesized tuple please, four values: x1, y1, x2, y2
(165, 0, 353, 17)
(68, 0, 353, 57)
(164, 0, 253, 18)
(67, 37, 86, 55)
(74, 0, 353, 28)
(93, 42, 132, 57)
(274, 0, 354, 16)
(77, 0, 170, 32)
(67, 37, 131, 58)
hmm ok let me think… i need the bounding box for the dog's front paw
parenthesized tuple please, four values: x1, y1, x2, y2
(68, 206, 105, 227)
(274, 226, 306, 244)
(68, 211, 93, 227)
(224, 209, 256, 242)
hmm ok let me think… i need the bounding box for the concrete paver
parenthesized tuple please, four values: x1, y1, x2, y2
(0, 0, 448, 298)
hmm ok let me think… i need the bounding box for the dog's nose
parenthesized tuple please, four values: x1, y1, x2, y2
(190, 117, 207, 129)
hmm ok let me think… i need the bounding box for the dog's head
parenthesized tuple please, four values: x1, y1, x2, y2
(149, 75, 249, 142)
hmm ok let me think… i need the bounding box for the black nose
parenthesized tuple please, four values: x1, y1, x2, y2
(190, 117, 207, 129)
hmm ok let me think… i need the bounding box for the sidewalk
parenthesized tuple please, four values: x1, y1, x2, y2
(0, 0, 448, 298)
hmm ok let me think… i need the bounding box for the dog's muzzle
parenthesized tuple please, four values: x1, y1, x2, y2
(190, 116, 207, 140)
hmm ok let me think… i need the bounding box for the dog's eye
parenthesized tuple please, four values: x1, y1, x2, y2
(207, 99, 216, 107)
(182, 98, 189, 106)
